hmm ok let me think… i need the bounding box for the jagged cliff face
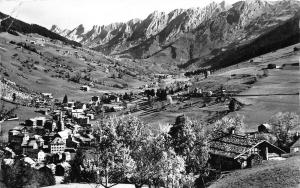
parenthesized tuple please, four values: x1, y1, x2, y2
(51, 0, 300, 69)
(50, 25, 70, 37)
(50, 1, 226, 51)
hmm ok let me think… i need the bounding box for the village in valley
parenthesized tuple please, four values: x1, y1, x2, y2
(0, 38, 299, 187)
(0, 0, 299, 188)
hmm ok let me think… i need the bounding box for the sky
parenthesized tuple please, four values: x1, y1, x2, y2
(0, 0, 269, 30)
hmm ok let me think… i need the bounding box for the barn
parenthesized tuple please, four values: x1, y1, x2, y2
(209, 131, 286, 171)
(290, 138, 300, 153)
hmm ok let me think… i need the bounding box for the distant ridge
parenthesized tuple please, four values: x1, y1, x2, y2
(0, 12, 81, 47)
(50, 0, 300, 70)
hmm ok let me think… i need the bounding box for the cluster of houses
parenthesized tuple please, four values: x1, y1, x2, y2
(1, 94, 106, 177)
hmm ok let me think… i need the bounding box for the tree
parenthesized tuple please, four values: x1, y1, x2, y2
(129, 128, 167, 188)
(269, 112, 300, 150)
(2, 159, 40, 188)
(155, 149, 186, 188)
(0, 100, 18, 121)
(64, 149, 85, 183)
(38, 166, 56, 187)
(92, 117, 139, 188)
(12, 93, 16, 102)
(212, 114, 245, 135)
(63, 94, 68, 104)
(93, 141, 136, 188)
(169, 116, 209, 174)
(69, 72, 81, 83)
(151, 132, 197, 188)
(228, 98, 237, 112)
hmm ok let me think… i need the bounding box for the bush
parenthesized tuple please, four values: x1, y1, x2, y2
(228, 99, 238, 112)
(69, 72, 81, 83)
(3, 72, 9, 77)
(113, 83, 124, 88)
(267, 64, 276, 69)
(38, 166, 56, 187)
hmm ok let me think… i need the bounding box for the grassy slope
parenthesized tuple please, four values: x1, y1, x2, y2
(217, 43, 300, 131)
(0, 32, 146, 102)
(209, 155, 300, 188)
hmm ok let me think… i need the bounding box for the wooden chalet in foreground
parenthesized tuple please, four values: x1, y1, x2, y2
(209, 131, 286, 171)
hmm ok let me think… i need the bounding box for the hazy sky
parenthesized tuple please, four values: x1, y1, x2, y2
(0, 0, 267, 30)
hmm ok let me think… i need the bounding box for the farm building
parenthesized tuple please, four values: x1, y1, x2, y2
(290, 138, 300, 153)
(209, 131, 286, 171)
(25, 116, 47, 127)
(42, 93, 53, 99)
(80, 85, 90, 92)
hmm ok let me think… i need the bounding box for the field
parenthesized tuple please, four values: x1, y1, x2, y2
(217, 43, 300, 131)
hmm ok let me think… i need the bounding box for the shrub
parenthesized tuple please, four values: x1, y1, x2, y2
(267, 64, 276, 69)
(69, 72, 81, 83)
(113, 83, 124, 88)
(3, 72, 9, 77)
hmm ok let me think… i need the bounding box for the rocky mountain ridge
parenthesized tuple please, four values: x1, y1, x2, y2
(51, 0, 300, 70)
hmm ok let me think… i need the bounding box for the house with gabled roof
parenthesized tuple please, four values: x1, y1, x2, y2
(290, 138, 300, 153)
(209, 131, 286, 170)
(49, 137, 65, 154)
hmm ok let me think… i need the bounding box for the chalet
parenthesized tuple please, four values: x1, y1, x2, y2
(74, 102, 87, 110)
(103, 104, 124, 112)
(209, 132, 286, 171)
(67, 101, 75, 109)
(290, 138, 300, 153)
(90, 96, 101, 105)
(80, 85, 90, 92)
(41, 93, 53, 99)
(75, 116, 90, 125)
(9, 129, 29, 154)
(44, 120, 57, 132)
(71, 109, 85, 118)
(22, 139, 38, 155)
(25, 116, 47, 127)
(56, 129, 72, 141)
(42, 132, 56, 145)
(49, 137, 65, 154)
(37, 150, 46, 163)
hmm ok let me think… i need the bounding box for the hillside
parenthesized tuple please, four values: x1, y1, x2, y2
(217, 43, 300, 131)
(209, 155, 300, 188)
(0, 12, 81, 47)
(0, 32, 150, 101)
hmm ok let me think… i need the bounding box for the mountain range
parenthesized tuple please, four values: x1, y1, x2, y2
(50, 0, 300, 70)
